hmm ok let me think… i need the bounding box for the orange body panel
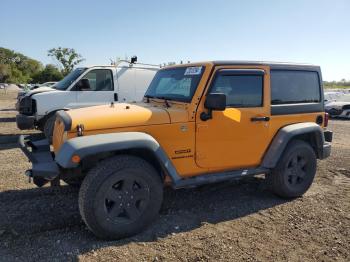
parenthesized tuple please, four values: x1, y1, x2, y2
(69, 103, 170, 131)
(54, 62, 325, 178)
(195, 65, 271, 169)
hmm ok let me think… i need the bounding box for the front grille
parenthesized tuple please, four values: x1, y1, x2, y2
(53, 117, 65, 154)
(18, 97, 34, 115)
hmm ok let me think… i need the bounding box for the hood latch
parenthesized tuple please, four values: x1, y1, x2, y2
(77, 124, 85, 137)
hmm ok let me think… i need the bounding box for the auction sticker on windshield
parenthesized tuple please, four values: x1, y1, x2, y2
(184, 66, 202, 75)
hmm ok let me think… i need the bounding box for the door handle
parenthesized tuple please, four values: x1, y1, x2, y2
(251, 116, 270, 122)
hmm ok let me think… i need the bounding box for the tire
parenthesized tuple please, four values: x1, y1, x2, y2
(79, 155, 163, 240)
(268, 140, 317, 198)
(43, 115, 56, 143)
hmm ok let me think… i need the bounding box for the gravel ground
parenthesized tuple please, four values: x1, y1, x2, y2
(0, 91, 349, 261)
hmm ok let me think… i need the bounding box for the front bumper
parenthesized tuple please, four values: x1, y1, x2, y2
(18, 135, 59, 182)
(16, 114, 35, 130)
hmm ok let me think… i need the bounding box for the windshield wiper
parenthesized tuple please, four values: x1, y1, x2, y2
(157, 96, 171, 108)
(144, 95, 171, 107)
(144, 94, 154, 103)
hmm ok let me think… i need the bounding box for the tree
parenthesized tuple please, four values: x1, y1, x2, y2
(0, 64, 9, 82)
(48, 47, 84, 76)
(7, 65, 29, 83)
(31, 64, 63, 83)
(0, 47, 43, 83)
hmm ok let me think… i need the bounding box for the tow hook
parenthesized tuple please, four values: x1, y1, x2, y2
(25, 169, 33, 183)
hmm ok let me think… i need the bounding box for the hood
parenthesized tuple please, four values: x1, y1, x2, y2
(325, 101, 350, 108)
(25, 86, 57, 96)
(67, 102, 172, 131)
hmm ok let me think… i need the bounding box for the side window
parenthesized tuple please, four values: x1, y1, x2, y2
(271, 70, 320, 104)
(210, 73, 263, 107)
(82, 69, 113, 91)
(84, 71, 97, 90)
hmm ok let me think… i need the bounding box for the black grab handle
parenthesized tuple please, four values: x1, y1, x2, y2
(251, 116, 270, 122)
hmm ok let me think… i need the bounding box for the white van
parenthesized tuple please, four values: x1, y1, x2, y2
(16, 60, 159, 139)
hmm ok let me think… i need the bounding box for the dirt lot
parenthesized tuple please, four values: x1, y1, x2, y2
(0, 90, 349, 261)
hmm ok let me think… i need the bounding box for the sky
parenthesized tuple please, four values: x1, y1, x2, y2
(0, 0, 349, 81)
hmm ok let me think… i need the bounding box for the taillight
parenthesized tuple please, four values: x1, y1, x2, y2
(324, 112, 329, 127)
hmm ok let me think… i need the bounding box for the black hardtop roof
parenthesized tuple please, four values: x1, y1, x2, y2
(212, 60, 321, 71)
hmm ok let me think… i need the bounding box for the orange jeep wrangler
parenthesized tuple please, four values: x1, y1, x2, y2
(19, 61, 332, 239)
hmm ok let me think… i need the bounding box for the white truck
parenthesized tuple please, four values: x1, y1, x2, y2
(16, 59, 159, 140)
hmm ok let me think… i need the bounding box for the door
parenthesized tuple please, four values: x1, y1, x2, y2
(196, 68, 271, 170)
(75, 69, 115, 107)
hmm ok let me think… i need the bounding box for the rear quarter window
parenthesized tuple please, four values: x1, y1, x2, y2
(271, 70, 321, 104)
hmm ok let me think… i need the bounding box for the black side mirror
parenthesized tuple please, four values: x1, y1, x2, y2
(201, 93, 226, 121)
(76, 79, 91, 91)
(205, 93, 226, 110)
(130, 56, 137, 64)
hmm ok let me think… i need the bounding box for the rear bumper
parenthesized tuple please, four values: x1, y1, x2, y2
(16, 114, 35, 130)
(320, 130, 333, 159)
(324, 130, 333, 143)
(18, 135, 59, 180)
(322, 142, 331, 159)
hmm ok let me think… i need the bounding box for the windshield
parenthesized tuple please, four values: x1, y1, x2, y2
(145, 66, 205, 102)
(54, 68, 87, 90)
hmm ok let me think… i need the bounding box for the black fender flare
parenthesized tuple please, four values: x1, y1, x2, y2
(261, 122, 325, 168)
(55, 110, 72, 131)
(38, 109, 62, 129)
(55, 132, 182, 185)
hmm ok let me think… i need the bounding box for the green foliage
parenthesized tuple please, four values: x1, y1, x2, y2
(31, 64, 63, 83)
(0, 47, 43, 83)
(0, 46, 84, 84)
(48, 47, 84, 76)
(0, 63, 10, 82)
(324, 80, 350, 89)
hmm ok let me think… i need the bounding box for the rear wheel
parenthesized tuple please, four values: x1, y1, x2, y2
(268, 140, 317, 198)
(79, 155, 163, 240)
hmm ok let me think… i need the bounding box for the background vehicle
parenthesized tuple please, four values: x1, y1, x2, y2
(16, 59, 159, 140)
(325, 94, 350, 118)
(19, 61, 332, 240)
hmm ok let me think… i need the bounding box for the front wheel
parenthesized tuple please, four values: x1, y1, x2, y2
(79, 155, 163, 240)
(268, 140, 317, 198)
